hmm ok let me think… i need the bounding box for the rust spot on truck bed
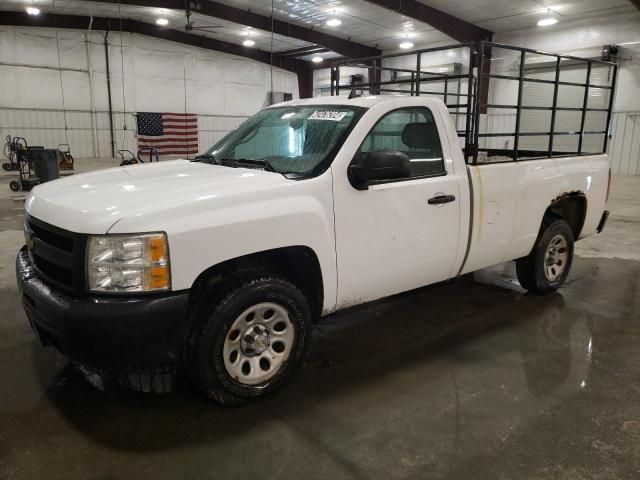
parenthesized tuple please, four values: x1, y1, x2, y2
(551, 190, 585, 204)
(548, 191, 588, 239)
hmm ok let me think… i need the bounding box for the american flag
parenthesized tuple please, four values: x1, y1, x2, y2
(136, 112, 199, 157)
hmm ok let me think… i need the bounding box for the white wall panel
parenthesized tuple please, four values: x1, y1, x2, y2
(609, 112, 640, 175)
(0, 108, 249, 159)
(0, 26, 298, 158)
(493, 12, 640, 114)
(472, 111, 640, 174)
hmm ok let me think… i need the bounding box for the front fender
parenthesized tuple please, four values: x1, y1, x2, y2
(109, 174, 338, 313)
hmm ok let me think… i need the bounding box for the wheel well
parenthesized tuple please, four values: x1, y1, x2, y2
(544, 192, 587, 239)
(190, 246, 324, 320)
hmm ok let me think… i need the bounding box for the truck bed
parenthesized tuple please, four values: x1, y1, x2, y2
(460, 154, 609, 275)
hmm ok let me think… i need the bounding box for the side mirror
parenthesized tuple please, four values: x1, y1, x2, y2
(289, 117, 304, 130)
(348, 150, 411, 190)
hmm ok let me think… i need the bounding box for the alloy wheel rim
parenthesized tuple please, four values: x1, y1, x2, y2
(222, 302, 295, 385)
(544, 234, 569, 282)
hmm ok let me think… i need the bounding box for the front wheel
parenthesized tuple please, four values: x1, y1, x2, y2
(516, 218, 574, 294)
(184, 275, 311, 405)
(9, 180, 21, 192)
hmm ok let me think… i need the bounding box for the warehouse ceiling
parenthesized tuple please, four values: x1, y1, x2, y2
(5, 0, 323, 52)
(1, 0, 638, 63)
(218, 0, 635, 40)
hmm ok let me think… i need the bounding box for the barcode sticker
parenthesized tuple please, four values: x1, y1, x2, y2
(308, 111, 348, 121)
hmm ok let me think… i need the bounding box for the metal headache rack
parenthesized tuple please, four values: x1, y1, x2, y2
(328, 41, 618, 165)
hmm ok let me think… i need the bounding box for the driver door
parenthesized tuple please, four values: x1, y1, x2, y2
(332, 106, 461, 306)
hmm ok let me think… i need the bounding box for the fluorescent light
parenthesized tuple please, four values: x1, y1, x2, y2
(26, 6, 40, 15)
(399, 41, 414, 49)
(243, 39, 256, 47)
(311, 56, 323, 63)
(326, 18, 342, 27)
(537, 17, 558, 26)
(156, 18, 169, 26)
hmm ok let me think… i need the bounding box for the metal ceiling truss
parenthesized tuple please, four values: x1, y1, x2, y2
(275, 46, 330, 58)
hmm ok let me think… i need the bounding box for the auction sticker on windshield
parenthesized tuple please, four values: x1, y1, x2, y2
(308, 111, 348, 121)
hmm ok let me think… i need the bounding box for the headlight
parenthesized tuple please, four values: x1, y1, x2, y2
(87, 233, 170, 293)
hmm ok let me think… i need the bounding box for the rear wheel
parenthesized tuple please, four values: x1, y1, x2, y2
(516, 218, 574, 294)
(185, 275, 311, 405)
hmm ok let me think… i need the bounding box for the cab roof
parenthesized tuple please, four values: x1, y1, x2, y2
(267, 95, 436, 110)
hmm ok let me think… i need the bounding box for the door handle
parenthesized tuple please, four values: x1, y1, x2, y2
(428, 194, 456, 205)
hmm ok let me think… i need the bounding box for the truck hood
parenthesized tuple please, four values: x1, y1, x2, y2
(25, 160, 290, 234)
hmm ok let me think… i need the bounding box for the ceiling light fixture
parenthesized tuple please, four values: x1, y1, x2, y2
(399, 41, 414, 49)
(243, 39, 256, 47)
(26, 6, 40, 15)
(537, 17, 558, 26)
(311, 56, 324, 63)
(156, 18, 169, 26)
(326, 18, 342, 27)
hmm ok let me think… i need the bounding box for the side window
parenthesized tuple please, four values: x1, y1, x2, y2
(358, 107, 445, 179)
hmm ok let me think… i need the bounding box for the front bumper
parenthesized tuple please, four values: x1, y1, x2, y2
(16, 246, 189, 391)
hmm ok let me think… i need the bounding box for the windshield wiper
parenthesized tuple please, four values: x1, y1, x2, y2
(192, 153, 216, 163)
(218, 158, 276, 172)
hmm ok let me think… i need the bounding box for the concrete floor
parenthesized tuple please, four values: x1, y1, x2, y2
(1, 163, 639, 479)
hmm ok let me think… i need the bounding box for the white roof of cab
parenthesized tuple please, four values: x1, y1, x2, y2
(267, 95, 427, 109)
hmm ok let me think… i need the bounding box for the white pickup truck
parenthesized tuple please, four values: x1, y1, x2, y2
(17, 94, 611, 404)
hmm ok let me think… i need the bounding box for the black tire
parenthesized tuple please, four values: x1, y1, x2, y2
(184, 275, 311, 405)
(516, 218, 574, 294)
(2, 162, 13, 171)
(9, 180, 21, 192)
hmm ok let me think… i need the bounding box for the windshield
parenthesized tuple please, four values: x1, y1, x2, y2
(199, 105, 364, 176)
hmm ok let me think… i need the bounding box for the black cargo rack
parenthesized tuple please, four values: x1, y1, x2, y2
(329, 41, 618, 165)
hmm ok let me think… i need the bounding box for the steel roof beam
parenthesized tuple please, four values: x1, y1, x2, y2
(80, 0, 381, 58)
(362, 0, 492, 43)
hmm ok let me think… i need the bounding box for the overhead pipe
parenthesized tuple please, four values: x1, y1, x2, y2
(103, 29, 115, 158)
(86, 16, 100, 157)
(0, 62, 88, 72)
